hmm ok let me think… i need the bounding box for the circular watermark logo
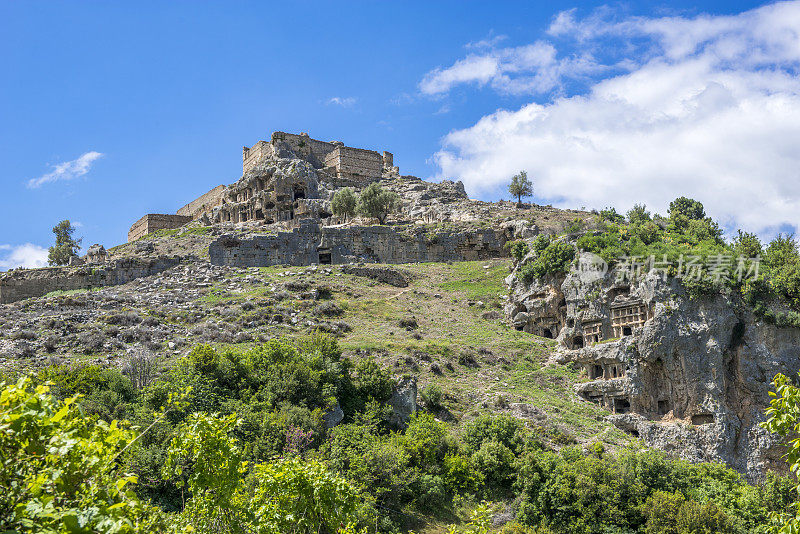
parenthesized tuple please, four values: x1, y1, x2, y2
(572, 252, 609, 282)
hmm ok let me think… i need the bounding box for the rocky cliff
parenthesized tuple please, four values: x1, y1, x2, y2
(506, 251, 799, 478)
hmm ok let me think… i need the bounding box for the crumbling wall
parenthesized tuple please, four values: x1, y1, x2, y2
(323, 146, 383, 180)
(128, 214, 192, 242)
(178, 185, 226, 219)
(208, 222, 506, 267)
(0, 256, 183, 304)
(242, 141, 274, 173)
(269, 132, 337, 169)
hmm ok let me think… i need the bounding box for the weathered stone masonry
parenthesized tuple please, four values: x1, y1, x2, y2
(0, 257, 183, 304)
(128, 214, 193, 242)
(208, 222, 507, 267)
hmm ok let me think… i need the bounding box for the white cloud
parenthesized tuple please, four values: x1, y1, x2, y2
(0, 243, 49, 271)
(327, 96, 357, 107)
(27, 151, 103, 188)
(419, 42, 600, 96)
(432, 1, 800, 237)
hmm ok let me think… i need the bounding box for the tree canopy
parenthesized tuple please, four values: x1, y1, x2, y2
(332, 187, 357, 220)
(508, 171, 533, 207)
(357, 183, 398, 225)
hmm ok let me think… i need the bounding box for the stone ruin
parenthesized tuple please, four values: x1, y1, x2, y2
(128, 131, 400, 241)
(1, 129, 521, 305)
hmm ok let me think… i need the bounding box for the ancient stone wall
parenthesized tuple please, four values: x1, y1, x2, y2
(0, 256, 183, 304)
(242, 141, 274, 173)
(323, 146, 383, 180)
(178, 185, 226, 219)
(270, 131, 337, 169)
(128, 214, 193, 242)
(208, 222, 506, 267)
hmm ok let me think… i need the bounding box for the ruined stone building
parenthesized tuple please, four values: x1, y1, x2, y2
(128, 131, 399, 242)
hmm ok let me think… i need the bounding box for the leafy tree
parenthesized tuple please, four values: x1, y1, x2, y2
(332, 187, 357, 221)
(356, 183, 398, 224)
(508, 171, 533, 207)
(669, 197, 706, 221)
(762, 373, 800, 532)
(47, 219, 82, 265)
(733, 230, 763, 259)
(251, 458, 359, 534)
(165, 412, 359, 534)
(599, 207, 625, 223)
(627, 203, 652, 224)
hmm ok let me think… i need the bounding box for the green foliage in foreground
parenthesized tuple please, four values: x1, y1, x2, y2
(762, 373, 800, 533)
(2, 335, 796, 533)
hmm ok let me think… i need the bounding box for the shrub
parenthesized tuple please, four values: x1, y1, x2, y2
(421, 383, 443, 409)
(505, 239, 530, 263)
(627, 203, 651, 224)
(531, 234, 550, 255)
(399, 316, 418, 329)
(519, 241, 576, 284)
(472, 440, 516, 489)
(463, 414, 526, 454)
(313, 301, 344, 317)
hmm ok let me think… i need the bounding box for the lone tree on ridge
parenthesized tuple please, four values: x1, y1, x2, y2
(508, 170, 533, 207)
(48, 220, 82, 266)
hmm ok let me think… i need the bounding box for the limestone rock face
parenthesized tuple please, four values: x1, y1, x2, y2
(387, 375, 417, 429)
(506, 251, 800, 479)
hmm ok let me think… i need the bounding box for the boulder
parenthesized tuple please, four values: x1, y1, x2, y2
(387, 375, 417, 428)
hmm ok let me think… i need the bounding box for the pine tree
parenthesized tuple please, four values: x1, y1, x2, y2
(47, 220, 81, 265)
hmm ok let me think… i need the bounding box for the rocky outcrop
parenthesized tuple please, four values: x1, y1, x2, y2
(387, 376, 418, 428)
(340, 265, 412, 287)
(505, 251, 800, 479)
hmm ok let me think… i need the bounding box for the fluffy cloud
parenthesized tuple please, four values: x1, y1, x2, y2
(431, 1, 800, 237)
(0, 244, 49, 271)
(27, 151, 103, 189)
(419, 42, 600, 96)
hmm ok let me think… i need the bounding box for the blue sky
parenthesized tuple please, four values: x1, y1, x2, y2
(0, 0, 793, 269)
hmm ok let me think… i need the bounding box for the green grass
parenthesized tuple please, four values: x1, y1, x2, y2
(436, 261, 509, 300)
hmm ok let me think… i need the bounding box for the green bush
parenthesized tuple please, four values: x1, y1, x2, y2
(463, 414, 527, 454)
(421, 383, 444, 409)
(472, 440, 516, 490)
(505, 239, 530, 263)
(520, 241, 576, 284)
